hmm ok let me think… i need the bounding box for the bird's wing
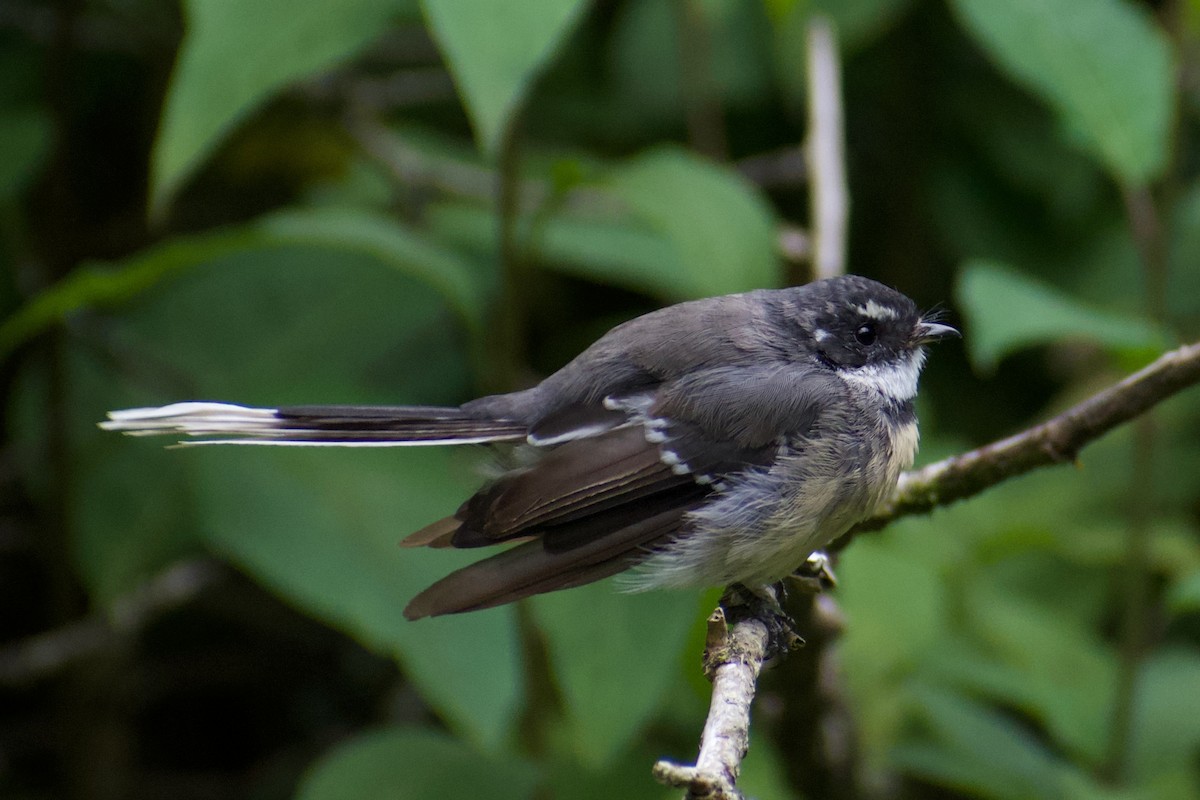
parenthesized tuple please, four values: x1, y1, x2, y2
(402, 364, 838, 617)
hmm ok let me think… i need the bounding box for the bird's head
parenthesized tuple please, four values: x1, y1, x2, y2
(789, 275, 959, 402)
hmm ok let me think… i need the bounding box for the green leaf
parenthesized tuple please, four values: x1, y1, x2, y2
(1167, 571, 1200, 616)
(73, 244, 519, 747)
(835, 530, 949, 756)
(152, 0, 414, 213)
(428, 200, 709, 302)
(529, 582, 702, 766)
(951, 579, 1116, 763)
(604, 147, 781, 297)
(0, 207, 487, 360)
(421, 0, 588, 155)
(1128, 648, 1200, 782)
(955, 261, 1167, 371)
(297, 726, 538, 800)
(258, 207, 492, 331)
(949, 0, 1174, 185)
(192, 448, 522, 749)
(895, 685, 1078, 800)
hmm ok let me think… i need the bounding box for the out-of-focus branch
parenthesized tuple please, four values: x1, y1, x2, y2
(1102, 184, 1168, 785)
(675, 0, 728, 160)
(850, 339, 1200, 535)
(805, 15, 848, 280)
(343, 114, 617, 216)
(0, 559, 223, 686)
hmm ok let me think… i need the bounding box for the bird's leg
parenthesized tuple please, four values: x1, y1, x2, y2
(722, 582, 804, 662)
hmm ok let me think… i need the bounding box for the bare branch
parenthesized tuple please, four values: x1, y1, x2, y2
(654, 607, 770, 800)
(661, 340, 1200, 796)
(853, 340, 1200, 533)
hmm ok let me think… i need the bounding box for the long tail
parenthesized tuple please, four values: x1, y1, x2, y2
(101, 402, 528, 446)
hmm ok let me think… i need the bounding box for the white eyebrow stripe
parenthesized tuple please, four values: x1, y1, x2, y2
(856, 300, 899, 321)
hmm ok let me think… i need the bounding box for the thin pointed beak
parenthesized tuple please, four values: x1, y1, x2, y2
(915, 321, 960, 343)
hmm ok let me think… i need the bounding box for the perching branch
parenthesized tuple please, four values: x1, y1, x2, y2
(853, 339, 1200, 533)
(662, 339, 1200, 797)
(653, 607, 772, 800)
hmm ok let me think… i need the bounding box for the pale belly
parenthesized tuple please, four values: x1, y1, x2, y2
(629, 417, 919, 590)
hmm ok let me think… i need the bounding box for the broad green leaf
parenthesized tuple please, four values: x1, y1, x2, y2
(421, 0, 588, 155)
(1167, 571, 1200, 616)
(259, 207, 492, 331)
(955, 261, 1167, 371)
(605, 147, 781, 297)
(297, 726, 537, 800)
(0, 207, 487, 360)
(427, 200, 707, 302)
(955, 579, 1116, 763)
(894, 685, 1079, 800)
(152, 0, 414, 213)
(529, 581, 702, 766)
(192, 447, 521, 749)
(1128, 649, 1200, 782)
(837, 530, 948, 755)
(72, 245, 519, 747)
(950, 0, 1174, 185)
(422, 147, 779, 300)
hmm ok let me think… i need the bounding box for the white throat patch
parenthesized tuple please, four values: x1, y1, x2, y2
(840, 349, 926, 401)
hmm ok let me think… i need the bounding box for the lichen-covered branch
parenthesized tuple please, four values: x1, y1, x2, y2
(653, 607, 770, 800)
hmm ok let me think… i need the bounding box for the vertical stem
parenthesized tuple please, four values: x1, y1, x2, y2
(492, 115, 527, 393)
(674, 0, 728, 161)
(805, 15, 848, 280)
(1102, 415, 1154, 784)
(1101, 184, 1167, 784)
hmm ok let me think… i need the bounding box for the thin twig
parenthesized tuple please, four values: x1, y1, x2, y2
(805, 16, 848, 280)
(851, 339, 1200, 534)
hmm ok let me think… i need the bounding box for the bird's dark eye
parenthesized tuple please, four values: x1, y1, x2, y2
(854, 323, 877, 346)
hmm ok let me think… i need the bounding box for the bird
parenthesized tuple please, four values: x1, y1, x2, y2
(101, 275, 957, 620)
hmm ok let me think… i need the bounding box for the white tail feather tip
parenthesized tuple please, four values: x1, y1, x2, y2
(101, 402, 280, 434)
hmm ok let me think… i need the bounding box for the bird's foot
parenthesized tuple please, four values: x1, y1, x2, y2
(788, 549, 838, 594)
(721, 582, 803, 662)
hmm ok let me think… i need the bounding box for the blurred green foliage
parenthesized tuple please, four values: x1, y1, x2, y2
(2, 0, 1200, 799)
